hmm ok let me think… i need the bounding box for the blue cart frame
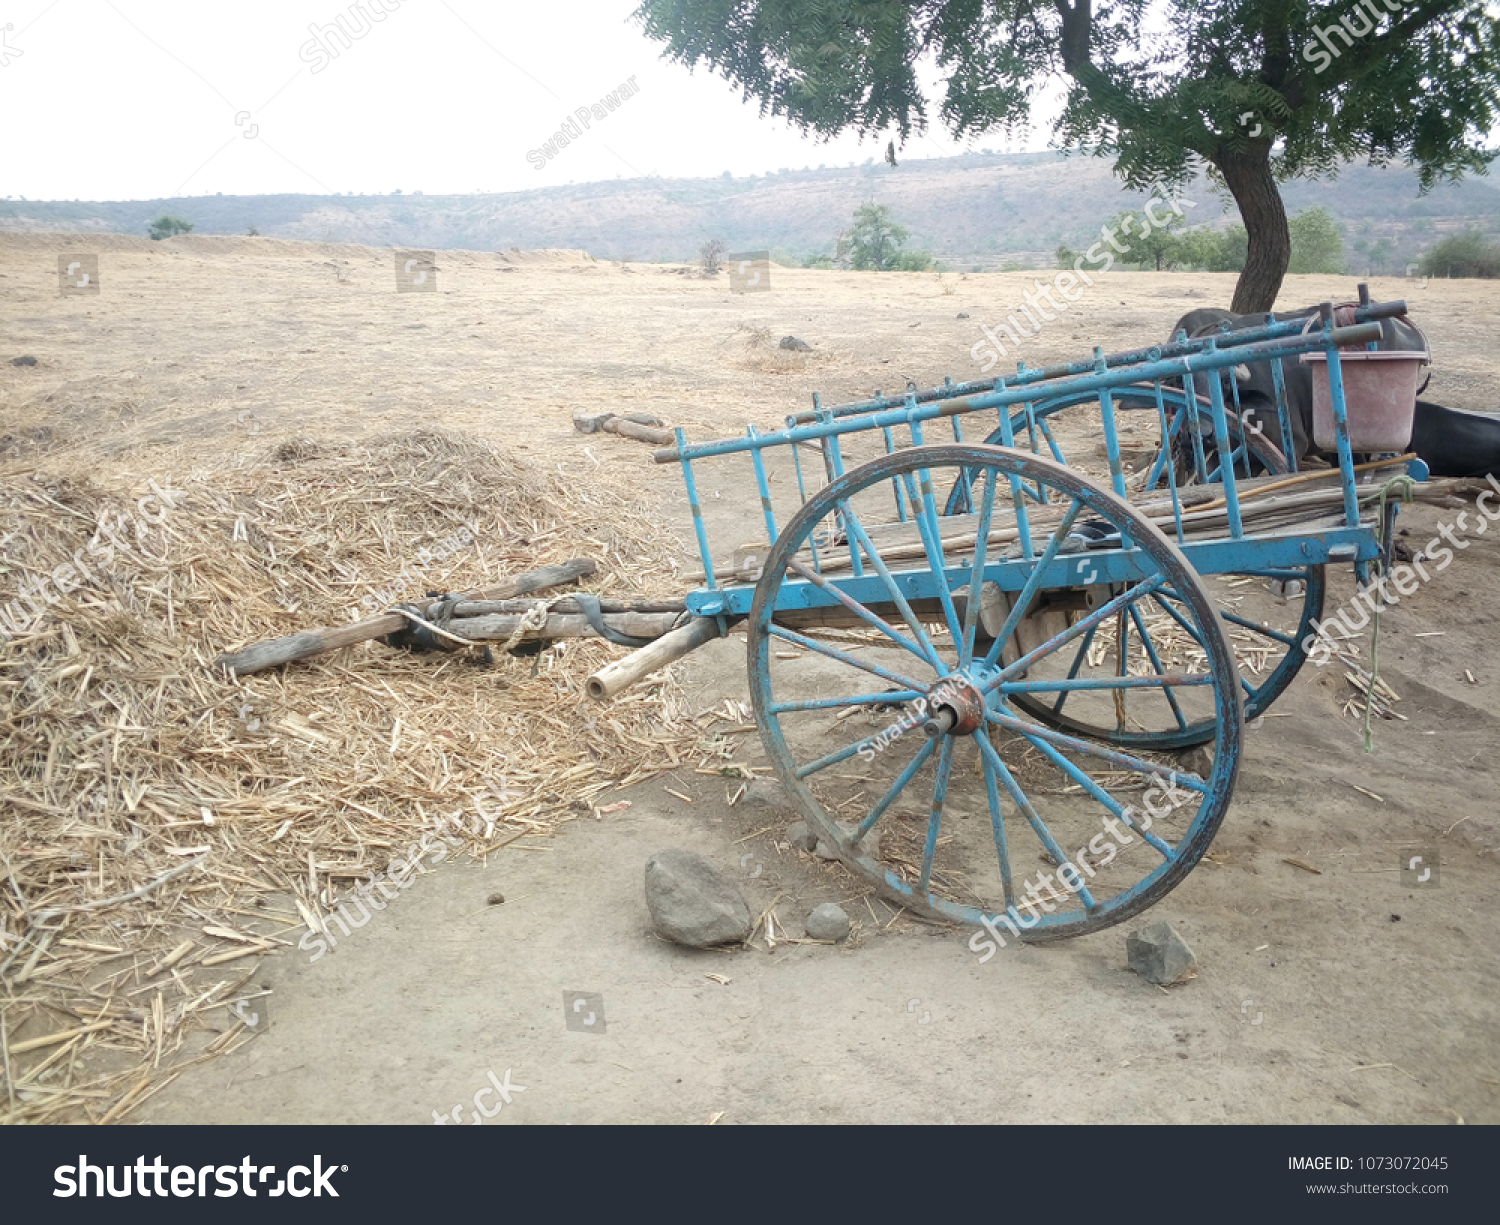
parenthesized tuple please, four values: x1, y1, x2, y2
(641, 295, 1418, 939)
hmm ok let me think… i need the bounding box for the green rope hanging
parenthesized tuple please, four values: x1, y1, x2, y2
(1360, 474, 1417, 753)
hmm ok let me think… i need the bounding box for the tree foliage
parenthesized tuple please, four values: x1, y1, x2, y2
(147, 215, 193, 241)
(1419, 230, 1500, 278)
(847, 202, 933, 270)
(1286, 207, 1344, 275)
(633, 1, 1500, 310)
(1171, 227, 1238, 271)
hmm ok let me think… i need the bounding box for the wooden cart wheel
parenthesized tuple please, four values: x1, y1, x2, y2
(945, 386, 1325, 748)
(747, 443, 1242, 939)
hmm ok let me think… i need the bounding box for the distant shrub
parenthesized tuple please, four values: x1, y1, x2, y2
(1287, 207, 1345, 275)
(699, 239, 725, 275)
(148, 215, 194, 241)
(848, 204, 929, 271)
(1418, 230, 1500, 278)
(1169, 226, 1246, 272)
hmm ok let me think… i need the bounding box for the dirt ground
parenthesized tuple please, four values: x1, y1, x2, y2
(2, 232, 1498, 1124)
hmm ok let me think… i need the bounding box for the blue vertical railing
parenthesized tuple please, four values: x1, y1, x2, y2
(665, 309, 1395, 592)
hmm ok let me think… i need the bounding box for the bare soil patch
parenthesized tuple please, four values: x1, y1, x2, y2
(1, 235, 1496, 1124)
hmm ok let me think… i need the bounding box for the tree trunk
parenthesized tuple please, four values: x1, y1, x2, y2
(1218, 146, 1290, 313)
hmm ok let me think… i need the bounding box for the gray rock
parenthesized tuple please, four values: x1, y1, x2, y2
(644, 849, 752, 948)
(779, 335, 812, 351)
(785, 820, 818, 853)
(805, 903, 851, 942)
(1126, 920, 1197, 985)
(741, 777, 793, 811)
(1177, 745, 1214, 783)
(11, 355, 36, 367)
(815, 821, 881, 862)
(956, 312, 970, 319)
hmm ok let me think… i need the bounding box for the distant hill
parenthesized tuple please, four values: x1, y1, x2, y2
(3, 151, 1496, 274)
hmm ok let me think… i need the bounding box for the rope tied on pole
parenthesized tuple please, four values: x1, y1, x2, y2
(1361, 473, 1417, 753)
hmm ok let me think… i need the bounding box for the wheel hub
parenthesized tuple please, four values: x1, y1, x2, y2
(921, 672, 990, 737)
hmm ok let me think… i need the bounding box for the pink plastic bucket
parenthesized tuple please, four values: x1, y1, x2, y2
(1303, 349, 1428, 452)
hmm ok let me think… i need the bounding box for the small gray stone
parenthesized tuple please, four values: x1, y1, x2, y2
(645, 849, 752, 948)
(11, 355, 36, 367)
(779, 335, 812, 351)
(805, 903, 851, 942)
(1126, 919, 1197, 985)
(956, 312, 970, 319)
(741, 777, 793, 811)
(815, 821, 881, 862)
(1177, 745, 1214, 782)
(785, 820, 818, 853)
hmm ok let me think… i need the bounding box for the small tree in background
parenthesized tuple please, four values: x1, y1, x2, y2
(699, 238, 725, 275)
(1286, 208, 1344, 275)
(1171, 225, 1248, 273)
(848, 203, 932, 271)
(1170, 228, 1222, 271)
(848, 203, 907, 270)
(892, 249, 935, 271)
(1419, 230, 1500, 279)
(1210, 225, 1249, 273)
(1132, 209, 1190, 272)
(148, 215, 194, 241)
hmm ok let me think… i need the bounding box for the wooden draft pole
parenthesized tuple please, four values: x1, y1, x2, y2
(214, 558, 597, 676)
(586, 616, 727, 700)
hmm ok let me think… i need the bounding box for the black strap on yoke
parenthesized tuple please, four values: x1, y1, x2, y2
(571, 592, 655, 648)
(385, 591, 656, 652)
(385, 592, 465, 653)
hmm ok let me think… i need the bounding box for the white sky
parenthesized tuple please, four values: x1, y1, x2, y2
(1, 0, 1065, 201)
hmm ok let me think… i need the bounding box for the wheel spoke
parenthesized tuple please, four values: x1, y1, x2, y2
(841, 509, 946, 671)
(1000, 673, 1214, 694)
(854, 736, 938, 840)
(787, 558, 930, 663)
(981, 499, 1085, 668)
(770, 689, 925, 715)
(767, 624, 927, 693)
(984, 574, 1169, 687)
(986, 707, 1212, 790)
(1150, 590, 1204, 642)
(960, 466, 999, 668)
(1128, 603, 1189, 731)
(973, 730, 1096, 910)
(1218, 607, 1299, 647)
(790, 709, 928, 780)
(1051, 623, 1100, 716)
(1016, 729, 1177, 861)
(919, 735, 957, 893)
(899, 467, 966, 645)
(976, 734, 1016, 910)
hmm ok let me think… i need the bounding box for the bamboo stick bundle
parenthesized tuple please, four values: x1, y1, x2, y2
(214, 558, 597, 675)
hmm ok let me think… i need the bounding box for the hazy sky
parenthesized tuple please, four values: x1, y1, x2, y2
(1, 0, 1064, 201)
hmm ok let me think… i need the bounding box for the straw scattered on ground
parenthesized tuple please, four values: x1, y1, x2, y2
(0, 427, 711, 1123)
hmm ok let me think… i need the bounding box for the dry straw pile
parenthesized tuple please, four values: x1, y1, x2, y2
(0, 427, 703, 1122)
